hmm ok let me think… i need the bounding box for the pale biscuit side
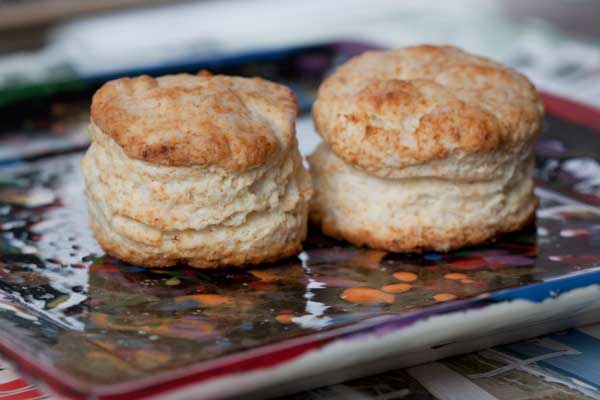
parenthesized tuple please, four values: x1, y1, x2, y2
(83, 125, 312, 268)
(308, 143, 537, 252)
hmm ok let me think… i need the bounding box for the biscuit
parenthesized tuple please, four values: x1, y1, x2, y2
(82, 72, 312, 268)
(309, 45, 543, 252)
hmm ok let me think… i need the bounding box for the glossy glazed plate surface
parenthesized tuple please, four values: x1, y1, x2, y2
(1, 42, 600, 399)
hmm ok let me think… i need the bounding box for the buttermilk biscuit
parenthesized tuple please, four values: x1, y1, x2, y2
(309, 45, 543, 252)
(82, 72, 312, 268)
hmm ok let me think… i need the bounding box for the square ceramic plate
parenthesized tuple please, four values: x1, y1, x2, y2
(1, 42, 600, 400)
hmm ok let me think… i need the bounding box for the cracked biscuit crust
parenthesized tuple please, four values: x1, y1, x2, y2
(312, 45, 544, 177)
(91, 72, 297, 170)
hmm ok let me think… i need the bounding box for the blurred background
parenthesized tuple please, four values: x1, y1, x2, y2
(0, 0, 599, 108)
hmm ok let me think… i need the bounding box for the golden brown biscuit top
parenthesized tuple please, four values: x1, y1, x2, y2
(312, 45, 544, 174)
(90, 72, 297, 170)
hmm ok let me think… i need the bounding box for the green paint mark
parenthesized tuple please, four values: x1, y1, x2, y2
(92, 255, 107, 265)
(46, 294, 69, 309)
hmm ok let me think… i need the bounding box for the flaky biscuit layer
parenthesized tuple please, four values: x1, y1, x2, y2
(308, 143, 536, 252)
(82, 123, 312, 268)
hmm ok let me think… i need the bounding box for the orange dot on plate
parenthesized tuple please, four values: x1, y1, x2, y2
(177, 294, 234, 306)
(275, 313, 295, 324)
(382, 283, 412, 294)
(444, 273, 468, 281)
(393, 272, 417, 282)
(341, 287, 395, 305)
(461, 279, 475, 284)
(250, 270, 278, 282)
(433, 293, 457, 302)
